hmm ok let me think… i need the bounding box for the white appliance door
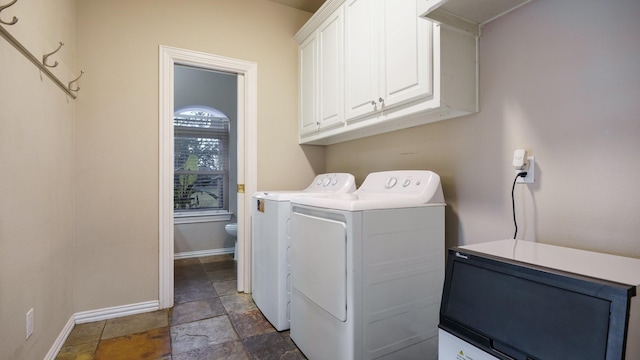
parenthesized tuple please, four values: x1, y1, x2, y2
(439, 330, 499, 360)
(291, 212, 347, 321)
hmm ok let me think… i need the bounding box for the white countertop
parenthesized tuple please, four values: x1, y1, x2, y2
(460, 239, 640, 287)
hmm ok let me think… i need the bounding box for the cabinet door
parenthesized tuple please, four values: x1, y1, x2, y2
(299, 33, 318, 136)
(380, 0, 432, 108)
(344, 0, 379, 121)
(317, 7, 345, 130)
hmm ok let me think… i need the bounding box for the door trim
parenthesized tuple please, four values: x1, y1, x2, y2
(159, 45, 257, 308)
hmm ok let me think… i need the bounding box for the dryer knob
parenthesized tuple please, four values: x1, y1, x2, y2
(322, 178, 331, 186)
(402, 179, 411, 187)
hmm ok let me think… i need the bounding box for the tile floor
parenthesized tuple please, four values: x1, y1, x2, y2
(56, 254, 306, 359)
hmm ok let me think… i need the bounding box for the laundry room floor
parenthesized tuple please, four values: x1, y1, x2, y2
(55, 254, 306, 359)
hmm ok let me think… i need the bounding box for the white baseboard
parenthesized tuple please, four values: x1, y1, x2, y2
(46, 301, 161, 359)
(44, 315, 75, 360)
(75, 300, 160, 324)
(174, 247, 234, 260)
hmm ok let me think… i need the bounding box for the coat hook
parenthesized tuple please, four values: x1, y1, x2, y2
(68, 71, 84, 92)
(0, 0, 18, 25)
(43, 42, 64, 68)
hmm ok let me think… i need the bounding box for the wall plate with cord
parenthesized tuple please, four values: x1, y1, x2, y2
(516, 156, 535, 184)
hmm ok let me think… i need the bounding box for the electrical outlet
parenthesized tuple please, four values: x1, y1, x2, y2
(516, 156, 535, 184)
(26, 308, 33, 339)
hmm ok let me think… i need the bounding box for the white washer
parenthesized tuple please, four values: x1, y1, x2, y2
(251, 173, 356, 331)
(289, 170, 446, 360)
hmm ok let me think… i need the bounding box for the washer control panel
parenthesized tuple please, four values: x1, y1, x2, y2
(305, 173, 356, 193)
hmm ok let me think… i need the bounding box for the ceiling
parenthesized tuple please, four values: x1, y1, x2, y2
(268, 0, 326, 13)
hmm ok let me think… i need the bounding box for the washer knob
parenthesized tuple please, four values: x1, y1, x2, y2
(402, 179, 411, 187)
(385, 177, 398, 189)
(322, 177, 331, 186)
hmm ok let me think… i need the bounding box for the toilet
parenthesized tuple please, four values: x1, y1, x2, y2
(225, 223, 238, 260)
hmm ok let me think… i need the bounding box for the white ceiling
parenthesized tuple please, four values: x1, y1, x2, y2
(268, 0, 326, 13)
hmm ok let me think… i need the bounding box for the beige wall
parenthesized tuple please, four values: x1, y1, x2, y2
(326, 0, 640, 258)
(74, 0, 322, 312)
(0, 0, 76, 358)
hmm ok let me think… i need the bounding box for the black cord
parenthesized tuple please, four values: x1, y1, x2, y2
(512, 171, 527, 239)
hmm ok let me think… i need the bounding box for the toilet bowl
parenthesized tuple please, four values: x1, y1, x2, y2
(225, 223, 238, 260)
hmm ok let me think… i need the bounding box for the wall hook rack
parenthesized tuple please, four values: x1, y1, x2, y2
(68, 71, 84, 92)
(43, 41, 64, 68)
(0, 0, 18, 25)
(1, 23, 81, 99)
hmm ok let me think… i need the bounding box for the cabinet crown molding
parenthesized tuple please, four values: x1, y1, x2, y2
(295, 0, 345, 42)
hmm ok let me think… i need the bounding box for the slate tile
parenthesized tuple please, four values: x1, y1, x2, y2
(55, 341, 99, 360)
(62, 320, 105, 346)
(220, 293, 257, 314)
(94, 327, 171, 360)
(212, 280, 238, 296)
(174, 280, 217, 304)
(207, 268, 237, 282)
(229, 309, 276, 339)
(170, 297, 227, 326)
(170, 316, 239, 355)
(102, 310, 169, 340)
(242, 332, 306, 360)
(172, 340, 249, 360)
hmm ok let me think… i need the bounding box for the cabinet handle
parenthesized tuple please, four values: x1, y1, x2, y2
(378, 97, 384, 104)
(370, 100, 376, 106)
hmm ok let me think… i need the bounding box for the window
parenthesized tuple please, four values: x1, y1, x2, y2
(174, 108, 229, 215)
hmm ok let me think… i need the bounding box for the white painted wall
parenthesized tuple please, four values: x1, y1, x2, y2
(326, 0, 640, 258)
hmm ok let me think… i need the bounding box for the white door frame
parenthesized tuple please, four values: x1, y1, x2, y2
(159, 45, 257, 308)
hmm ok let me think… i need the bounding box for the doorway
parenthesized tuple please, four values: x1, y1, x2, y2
(159, 45, 257, 309)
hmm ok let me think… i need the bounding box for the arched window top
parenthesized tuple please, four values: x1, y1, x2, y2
(175, 105, 228, 118)
(174, 106, 229, 130)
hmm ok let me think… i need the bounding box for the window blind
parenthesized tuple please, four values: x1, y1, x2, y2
(174, 112, 229, 212)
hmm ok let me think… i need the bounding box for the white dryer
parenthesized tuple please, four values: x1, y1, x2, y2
(289, 170, 446, 360)
(251, 173, 356, 331)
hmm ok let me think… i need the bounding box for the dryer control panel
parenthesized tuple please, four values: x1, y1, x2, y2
(357, 170, 444, 203)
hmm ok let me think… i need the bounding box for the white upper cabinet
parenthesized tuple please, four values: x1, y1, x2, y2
(343, 0, 378, 120)
(380, 0, 432, 108)
(299, 33, 318, 136)
(317, 7, 344, 131)
(298, 3, 345, 137)
(296, 0, 478, 145)
(344, 0, 431, 121)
